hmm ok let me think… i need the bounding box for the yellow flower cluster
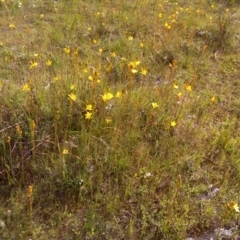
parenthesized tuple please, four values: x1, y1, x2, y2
(102, 91, 122, 102)
(85, 104, 93, 120)
(128, 60, 147, 75)
(102, 92, 114, 101)
(29, 61, 38, 69)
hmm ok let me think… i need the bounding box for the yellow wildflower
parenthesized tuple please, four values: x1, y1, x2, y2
(131, 69, 138, 74)
(171, 121, 177, 127)
(46, 60, 52, 66)
(186, 85, 192, 91)
(85, 112, 92, 119)
(29, 61, 38, 69)
(228, 201, 240, 213)
(211, 96, 215, 102)
(140, 68, 147, 75)
(151, 103, 159, 109)
(9, 23, 15, 29)
(164, 22, 171, 29)
(86, 104, 93, 111)
(128, 61, 141, 68)
(106, 118, 112, 124)
(128, 36, 133, 41)
(102, 92, 113, 101)
(68, 93, 77, 102)
(23, 84, 30, 91)
(111, 52, 116, 57)
(54, 75, 61, 81)
(177, 92, 182, 97)
(70, 84, 76, 90)
(63, 148, 69, 155)
(88, 76, 93, 81)
(234, 203, 240, 212)
(115, 91, 122, 98)
(64, 46, 70, 54)
(173, 84, 179, 89)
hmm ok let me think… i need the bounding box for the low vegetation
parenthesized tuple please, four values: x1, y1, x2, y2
(0, 0, 240, 239)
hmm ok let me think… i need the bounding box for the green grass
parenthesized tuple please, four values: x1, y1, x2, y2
(0, 0, 240, 239)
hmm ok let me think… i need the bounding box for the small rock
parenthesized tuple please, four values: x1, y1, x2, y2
(201, 187, 219, 200)
(0, 220, 5, 228)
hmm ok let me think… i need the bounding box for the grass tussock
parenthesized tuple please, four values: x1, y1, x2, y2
(0, 0, 240, 239)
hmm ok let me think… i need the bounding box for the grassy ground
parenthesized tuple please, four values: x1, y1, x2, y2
(0, 0, 240, 239)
